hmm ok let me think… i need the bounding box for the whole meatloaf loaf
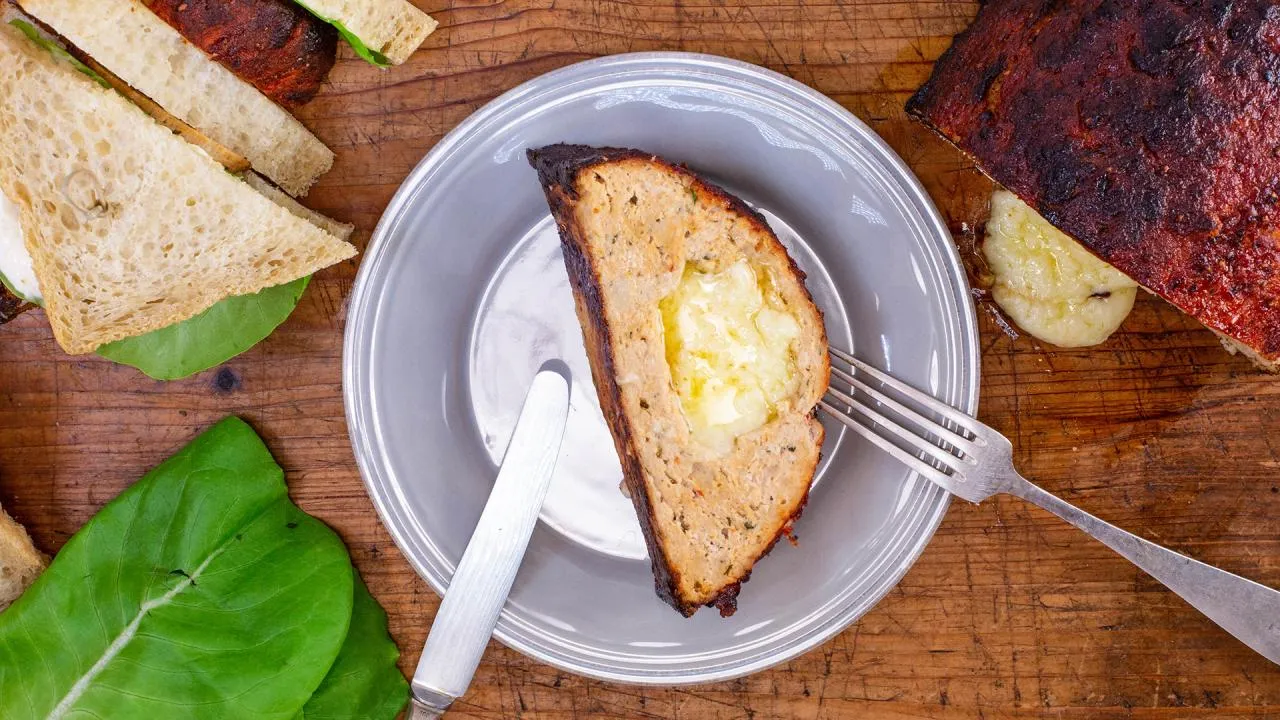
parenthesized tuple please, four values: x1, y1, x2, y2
(907, 0, 1280, 369)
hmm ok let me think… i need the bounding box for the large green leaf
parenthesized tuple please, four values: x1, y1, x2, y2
(300, 575, 408, 719)
(97, 276, 310, 380)
(0, 417, 354, 719)
(290, 0, 391, 67)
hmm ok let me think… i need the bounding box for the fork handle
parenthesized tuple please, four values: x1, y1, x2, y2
(1004, 474, 1280, 664)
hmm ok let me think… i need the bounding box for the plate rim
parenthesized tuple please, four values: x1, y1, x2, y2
(343, 50, 980, 685)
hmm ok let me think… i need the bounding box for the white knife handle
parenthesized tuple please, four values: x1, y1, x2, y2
(411, 366, 570, 710)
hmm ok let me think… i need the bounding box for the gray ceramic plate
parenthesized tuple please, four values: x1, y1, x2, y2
(344, 52, 979, 685)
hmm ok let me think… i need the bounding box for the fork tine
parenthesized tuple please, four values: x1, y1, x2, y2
(818, 400, 955, 486)
(829, 363, 975, 453)
(824, 386, 965, 471)
(828, 346, 978, 434)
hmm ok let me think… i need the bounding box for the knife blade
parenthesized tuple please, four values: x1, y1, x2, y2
(409, 363, 571, 718)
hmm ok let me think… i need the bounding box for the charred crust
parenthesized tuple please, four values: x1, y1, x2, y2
(528, 144, 828, 350)
(908, 0, 1280, 362)
(528, 144, 779, 242)
(529, 146, 686, 612)
(528, 144, 826, 616)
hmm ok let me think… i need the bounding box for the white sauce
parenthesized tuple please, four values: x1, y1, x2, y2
(0, 192, 40, 302)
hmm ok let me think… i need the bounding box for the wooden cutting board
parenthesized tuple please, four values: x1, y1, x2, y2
(3, 1, 1279, 717)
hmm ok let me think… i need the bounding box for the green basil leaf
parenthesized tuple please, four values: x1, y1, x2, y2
(300, 575, 408, 720)
(98, 276, 310, 380)
(0, 417, 355, 719)
(289, 0, 391, 67)
(8, 19, 111, 88)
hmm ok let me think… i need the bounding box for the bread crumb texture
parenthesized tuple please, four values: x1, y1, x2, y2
(19, 0, 333, 196)
(0, 25, 355, 354)
(563, 153, 828, 613)
(0, 504, 45, 612)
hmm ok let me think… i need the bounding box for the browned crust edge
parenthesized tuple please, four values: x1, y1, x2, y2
(527, 143, 824, 617)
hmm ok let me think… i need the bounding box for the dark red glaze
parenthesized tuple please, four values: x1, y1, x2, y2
(907, 0, 1280, 360)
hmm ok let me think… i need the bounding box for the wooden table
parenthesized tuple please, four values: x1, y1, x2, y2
(4, 1, 1280, 717)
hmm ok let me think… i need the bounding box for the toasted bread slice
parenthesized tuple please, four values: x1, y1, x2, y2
(299, 0, 437, 65)
(0, 504, 45, 611)
(0, 23, 356, 354)
(18, 0, 333, 197)
(529, 145, 829, 616)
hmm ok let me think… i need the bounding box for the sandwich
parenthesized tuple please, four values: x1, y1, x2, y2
(906, 0, 1280, 369)
(0, 10, 357, 378)
(529, 145, 829, 617)
(14, 0, 435, 198)
(0, 0, 436, 374)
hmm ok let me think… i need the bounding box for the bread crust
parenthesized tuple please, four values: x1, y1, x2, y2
(529, 145, 827, 616)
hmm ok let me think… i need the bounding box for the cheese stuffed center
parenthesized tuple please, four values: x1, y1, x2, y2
(661, 259, 801, 454)
(984, 191, 1138, 348)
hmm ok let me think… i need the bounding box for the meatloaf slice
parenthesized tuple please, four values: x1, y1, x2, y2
(528, 144, 829, 616)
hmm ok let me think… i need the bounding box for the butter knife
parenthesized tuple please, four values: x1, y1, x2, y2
(409, 363, 571, 718)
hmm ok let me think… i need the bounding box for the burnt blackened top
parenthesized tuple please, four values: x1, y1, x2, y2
(908, 0, 1280, 358)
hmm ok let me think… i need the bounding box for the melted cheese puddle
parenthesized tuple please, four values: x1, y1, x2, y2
(984, 190, 1136, 347)
(661, 259, 800, 455)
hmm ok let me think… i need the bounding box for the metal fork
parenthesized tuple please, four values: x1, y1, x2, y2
(820, 345, 1280, 665)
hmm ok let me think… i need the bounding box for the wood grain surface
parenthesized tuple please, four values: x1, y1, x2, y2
(3, 1, 1280, 717)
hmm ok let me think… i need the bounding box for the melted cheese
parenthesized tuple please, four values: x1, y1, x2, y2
(660, 259, 800, 454)
(0, 192, 39, 303)
(984, 190, 1136, 347)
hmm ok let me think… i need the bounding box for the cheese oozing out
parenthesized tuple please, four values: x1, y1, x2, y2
(0, 192, 40, 303)
(984, 190, 1136, 348)
(660, 258, 801, 455)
